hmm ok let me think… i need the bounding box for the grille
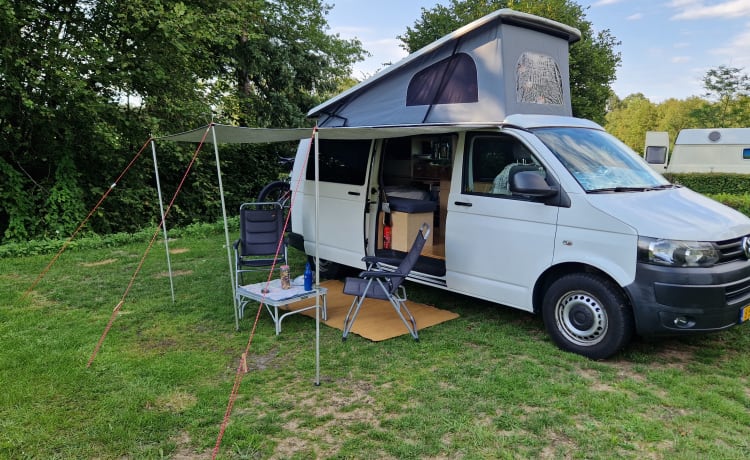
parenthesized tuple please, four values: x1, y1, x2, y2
(716, 235, 750, 264)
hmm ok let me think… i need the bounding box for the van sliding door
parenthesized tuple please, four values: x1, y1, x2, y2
(301, 138, 373, 269)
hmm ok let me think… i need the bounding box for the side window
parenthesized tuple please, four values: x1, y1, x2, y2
(462, 133, 545, 197)
(306, 139, 372, 185)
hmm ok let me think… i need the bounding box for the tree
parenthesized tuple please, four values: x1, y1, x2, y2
(398, 0, 620, 124)
(0, 0, 364, 243)
(698, 65, 750, 127)
(604, 93, 656, 152)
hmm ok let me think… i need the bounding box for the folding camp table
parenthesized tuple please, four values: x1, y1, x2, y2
(235, 279, 327, 334)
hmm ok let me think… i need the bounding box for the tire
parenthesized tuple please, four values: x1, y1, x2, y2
(257, 180, 290, 204)
(307, 256, 342, 280)
(258, 180, 291, 231)
(542, 272, 634, 360)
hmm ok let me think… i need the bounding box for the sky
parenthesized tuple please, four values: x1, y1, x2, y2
(324, 0, 750, 103)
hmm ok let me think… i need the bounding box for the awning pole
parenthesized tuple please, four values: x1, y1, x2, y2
(151, 139, 175, 302)
(314, 129, 321, 386)
(210, 125, 238, 330)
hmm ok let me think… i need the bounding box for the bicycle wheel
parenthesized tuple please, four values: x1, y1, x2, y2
(257, 180, 290, 203)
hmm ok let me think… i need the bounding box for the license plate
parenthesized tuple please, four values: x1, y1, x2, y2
(741, 305, 750, 323)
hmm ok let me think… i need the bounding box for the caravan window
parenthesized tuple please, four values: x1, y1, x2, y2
(462, 133, 545, 196)
(305, 139, 372, 185)
(645, 145, 667, 164)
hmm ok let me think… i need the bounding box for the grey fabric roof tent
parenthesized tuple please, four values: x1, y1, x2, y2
(309, 9, 581, 128)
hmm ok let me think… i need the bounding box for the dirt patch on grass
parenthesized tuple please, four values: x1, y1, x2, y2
(152, 269, 193, 278)
(80, 258, 117, 267)
(269, 378, 382, 459)
(152, 390, 198, 413)
(170, 430, 212, 460)
(170, 248, 190, 254)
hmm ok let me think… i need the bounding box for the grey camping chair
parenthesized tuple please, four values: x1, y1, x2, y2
(341, 223, 431, 341)
(233, 202, 288, 313)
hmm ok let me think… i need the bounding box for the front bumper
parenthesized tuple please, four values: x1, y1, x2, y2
(624, 261, 750, 335)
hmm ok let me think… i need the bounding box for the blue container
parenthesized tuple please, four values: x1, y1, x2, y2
(304, 263, 313, 291)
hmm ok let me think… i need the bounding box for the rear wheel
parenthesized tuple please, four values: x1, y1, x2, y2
(542, 272, 634, 360)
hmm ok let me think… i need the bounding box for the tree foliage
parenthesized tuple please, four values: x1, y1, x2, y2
(0, 0, 363, 243)
(604, 65, 750, 153)
(398, 0, 621, 123)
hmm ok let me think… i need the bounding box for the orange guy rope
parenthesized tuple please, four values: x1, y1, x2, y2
(24, 138, 153, 298)
(211, 126, 317, 459)
(87, 126, 213, 367)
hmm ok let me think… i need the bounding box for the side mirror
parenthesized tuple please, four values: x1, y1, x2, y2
(510, 171, 557, 197)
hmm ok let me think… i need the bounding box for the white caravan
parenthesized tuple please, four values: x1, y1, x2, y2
(286, 10, 750, 359)
(645, 128, 750, 173)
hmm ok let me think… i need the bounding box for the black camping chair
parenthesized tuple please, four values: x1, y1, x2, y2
(341, 223, 431, 341)
(233, 202, 288, 315)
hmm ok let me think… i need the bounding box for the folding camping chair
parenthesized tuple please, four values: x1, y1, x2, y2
(341, 223, 430, 341)
(233, 202, 288, 317)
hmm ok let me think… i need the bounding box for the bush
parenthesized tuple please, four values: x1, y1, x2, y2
(665, 173, 750, 195)
(706, 193, 750, 217)
(0, 218, 239, 259)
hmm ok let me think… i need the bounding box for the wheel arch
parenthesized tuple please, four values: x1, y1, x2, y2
(533, 262, 630, 315)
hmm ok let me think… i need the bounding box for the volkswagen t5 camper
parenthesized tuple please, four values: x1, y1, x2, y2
(286, 9, 750, 358)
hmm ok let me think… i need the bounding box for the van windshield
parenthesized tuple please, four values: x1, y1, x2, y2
(533, 127, 672, 192)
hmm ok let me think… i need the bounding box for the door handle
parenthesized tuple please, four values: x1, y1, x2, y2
(348, 191, 360, 196)
(454, 201, 472, 207)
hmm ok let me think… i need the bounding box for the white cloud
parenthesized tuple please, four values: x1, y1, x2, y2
(592, 0, 623, 6)
(710, 26, 750, 67)
(626, 13, 643, 20)
(672, 56, 692, 63)
(670, 0, 750, 20)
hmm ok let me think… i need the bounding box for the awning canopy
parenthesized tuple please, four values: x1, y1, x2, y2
(156, 123, 498, 144)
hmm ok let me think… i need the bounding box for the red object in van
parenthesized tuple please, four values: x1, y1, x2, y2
(383, 225, 392, 249)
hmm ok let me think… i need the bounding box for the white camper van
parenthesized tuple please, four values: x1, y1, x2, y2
(286, 10, 750, 359)
(645, 128, 750, 173)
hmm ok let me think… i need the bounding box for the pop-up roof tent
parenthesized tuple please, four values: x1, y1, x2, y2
(309, 9, 581, 127)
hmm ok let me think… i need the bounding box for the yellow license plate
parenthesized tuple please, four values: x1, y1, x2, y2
(742, 305, 750, 323)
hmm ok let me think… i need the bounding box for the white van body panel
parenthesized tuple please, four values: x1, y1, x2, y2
(445, 192, 558, 312)
(554, 193, 638, 286)
(586, 188, 750, 241)
(289, 139, 310, 236)
(300, 180, 369, 270)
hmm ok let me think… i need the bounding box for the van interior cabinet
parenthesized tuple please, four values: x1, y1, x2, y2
(379, 135, 454, 259)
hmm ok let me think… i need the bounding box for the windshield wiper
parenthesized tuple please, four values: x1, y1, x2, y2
(587, 186, 663, 193)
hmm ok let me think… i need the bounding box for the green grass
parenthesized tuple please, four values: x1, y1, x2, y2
(2, 231, 750, 459)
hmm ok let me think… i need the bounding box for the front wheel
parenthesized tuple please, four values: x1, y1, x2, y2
(542, 273, 634, 360)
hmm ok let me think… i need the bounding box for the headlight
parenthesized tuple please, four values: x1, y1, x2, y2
(638, 237, 720, 267)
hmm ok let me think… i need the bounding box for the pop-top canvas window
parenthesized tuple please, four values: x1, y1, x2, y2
(407, 53, 478, 106)
(515, 52, 563, 105)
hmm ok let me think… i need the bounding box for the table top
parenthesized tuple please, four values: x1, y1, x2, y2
(237, 278, 326, 306)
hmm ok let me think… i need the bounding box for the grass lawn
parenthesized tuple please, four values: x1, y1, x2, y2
(1, 230, 750, 459)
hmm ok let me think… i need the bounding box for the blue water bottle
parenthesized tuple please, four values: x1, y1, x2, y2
(304, 262, 313, 291)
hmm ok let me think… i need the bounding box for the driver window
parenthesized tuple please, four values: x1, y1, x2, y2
(463, 133, 545, 197)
